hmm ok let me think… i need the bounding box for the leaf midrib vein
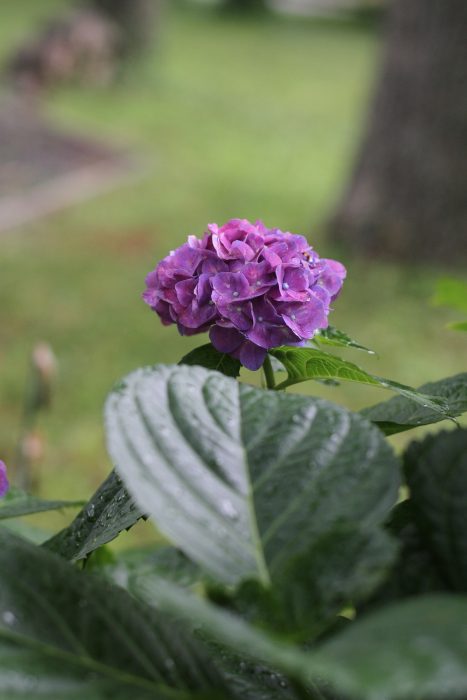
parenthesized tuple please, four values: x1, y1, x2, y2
(0, 626, 190, 699)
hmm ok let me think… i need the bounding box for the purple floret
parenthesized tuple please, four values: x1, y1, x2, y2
(143, 219, 346, 371)
(0, 461, 9, 498)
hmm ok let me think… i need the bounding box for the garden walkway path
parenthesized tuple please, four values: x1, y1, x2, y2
(0, 100, 142, 234)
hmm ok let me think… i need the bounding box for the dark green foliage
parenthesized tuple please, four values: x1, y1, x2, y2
(362, 373, 467, 434)
(138, 577, 467, 700)
(209, 525, 397, 642)
(0, 489, 83, 520)
(3, 357, 467, 700)
(44, 469, 144, 561)
(404, 429, 467, 591)
(313, 595, 467, 700)
(367, 429, 467, 607)
(180, 344, 241, 378)
(0, 529, 228, 700)
(363, 500, 446, 608)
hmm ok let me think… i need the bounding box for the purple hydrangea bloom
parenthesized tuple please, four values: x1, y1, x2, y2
(0, 461, 9, 498)
(143, 219, 346, 371)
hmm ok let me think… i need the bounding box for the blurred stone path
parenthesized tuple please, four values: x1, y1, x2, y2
(0, 102, 142, 233)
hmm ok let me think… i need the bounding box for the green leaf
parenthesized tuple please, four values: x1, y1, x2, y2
(361, 372, 467, 435)
(217, 656, 295, 700)
(368, 432, 467, 604)
(363, 501, 445, 607)
(269, 347, 452, 421)
(179, 343, 241, 378)
(0, 528, 226, 699)
(44, 470, 144, 561)
(138, 577, 467, 700)
(314, 595, 467, 700)
(105, 545, 203, 593)
(433, 277, 467, 313)
(403, 429, 467, 591)
(0, 489, 83, 520)
(315, 326, 376, 354)
(220, 526, 397, 642)
(273, 526, 397, 639)
(137, 576, 312, 681)
(105, 364, 399, 586)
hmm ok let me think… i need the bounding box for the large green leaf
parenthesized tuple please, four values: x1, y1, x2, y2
(44, 470, 144, 561)
(137, 576, 310, 681)
(270, 525, 397, 639)
(180, 343, 241, 378)
(269, 347, 452, 421)
(367, 431, 467, 604)
(213, 526, 397, 642)
(105, 364, 399, 585)
(0, 489, 83, 520)
(138, 577, 467, 700)
(361, 373, 467, 435)
(314, 595, 467, 700)
(403, 429, 467, 591)
(217, 657, 296, 700)
(0, 528, 226, 699)
(362, 501, 446, 608)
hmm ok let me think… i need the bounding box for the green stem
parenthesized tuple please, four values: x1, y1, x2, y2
(262, 355, 276, 390)
(290, 677, 326, 700)
(290, 678, 312, 700)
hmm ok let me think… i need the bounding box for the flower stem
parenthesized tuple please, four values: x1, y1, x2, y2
(262, 355, 276, 390)
(290, 678, 326, 700)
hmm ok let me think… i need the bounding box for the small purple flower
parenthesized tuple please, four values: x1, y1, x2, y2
(0, 461, 9, 498)
(143, 219, 346, 371)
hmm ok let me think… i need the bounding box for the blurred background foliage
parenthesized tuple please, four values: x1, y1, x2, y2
(0, 0, 465, 543)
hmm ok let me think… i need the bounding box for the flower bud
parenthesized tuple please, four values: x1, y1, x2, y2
(31, 342, 57, 383)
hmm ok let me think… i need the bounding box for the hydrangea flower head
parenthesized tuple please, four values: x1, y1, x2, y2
(143, 219, 346, 370)
(0, 461, 9, 498)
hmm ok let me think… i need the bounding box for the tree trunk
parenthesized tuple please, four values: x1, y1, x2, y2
(329, 0, 467, 265)
(222, 0, 267, 14)
(91, 0, 160, 55)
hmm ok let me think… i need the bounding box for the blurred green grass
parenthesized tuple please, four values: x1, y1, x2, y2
(0, 1, 465, 541)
